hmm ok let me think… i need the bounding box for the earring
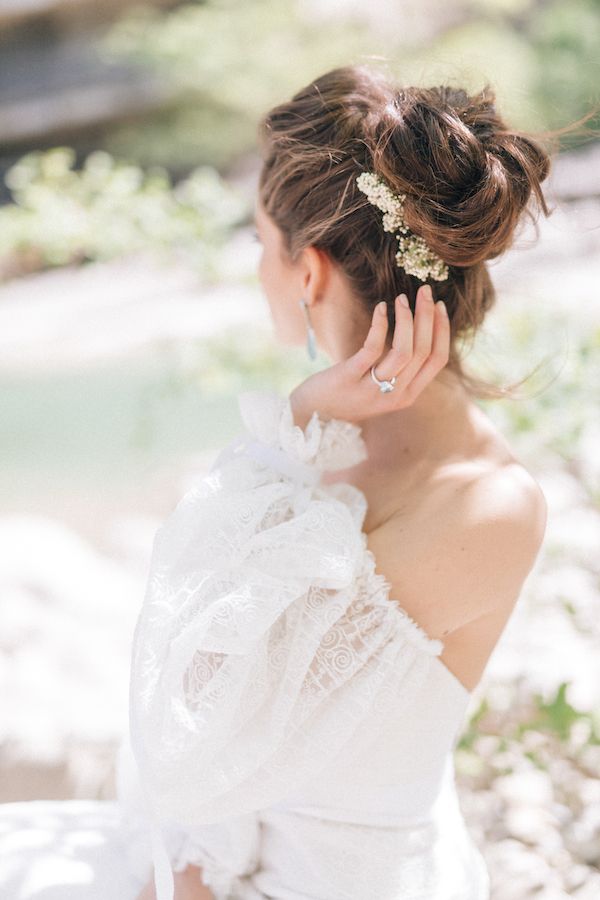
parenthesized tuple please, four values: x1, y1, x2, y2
(298, 298, 317, 360)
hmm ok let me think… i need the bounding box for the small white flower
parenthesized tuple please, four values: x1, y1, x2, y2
(356, 171, 449, 282)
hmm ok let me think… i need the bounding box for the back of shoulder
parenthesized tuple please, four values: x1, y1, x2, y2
(460, 462, 548, 560)
(366, 461, 548, 638)
(435, 459, 548, 590)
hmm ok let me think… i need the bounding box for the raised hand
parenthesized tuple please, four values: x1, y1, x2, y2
(290, 284, 450, 429)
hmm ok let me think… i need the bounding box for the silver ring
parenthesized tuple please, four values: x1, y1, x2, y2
(370, 364, 396, 393)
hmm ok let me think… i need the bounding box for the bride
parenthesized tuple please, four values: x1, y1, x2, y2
(1, 63, 550, 900)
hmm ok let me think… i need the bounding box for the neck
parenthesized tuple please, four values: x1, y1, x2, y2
(355, 369, 471, 468)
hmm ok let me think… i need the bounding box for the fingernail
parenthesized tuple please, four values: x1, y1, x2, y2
(398, 293, 409, 308)
(437, 300, 447, 315)
(378, 300, 387, 313)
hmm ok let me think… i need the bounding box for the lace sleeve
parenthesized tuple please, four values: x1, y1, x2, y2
(128, 389, 442, 899)
(115, 732, 261, 898)
(237, 389, 368, 470)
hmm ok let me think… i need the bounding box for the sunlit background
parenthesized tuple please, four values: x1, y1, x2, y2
(1, 1, 599, 896)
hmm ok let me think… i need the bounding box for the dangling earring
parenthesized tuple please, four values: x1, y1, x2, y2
(298, 298, 317, 360)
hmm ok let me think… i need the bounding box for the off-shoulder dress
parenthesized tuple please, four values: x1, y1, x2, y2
(0, 389, 490, 900)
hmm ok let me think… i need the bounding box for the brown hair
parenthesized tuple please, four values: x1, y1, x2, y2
(257, 64, 575, 400)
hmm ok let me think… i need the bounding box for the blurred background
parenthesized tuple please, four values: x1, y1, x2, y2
(0, 1, 599, 897)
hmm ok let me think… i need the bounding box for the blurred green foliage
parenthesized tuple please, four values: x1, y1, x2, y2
(99, 0, 374, 171)
(455, 678, 600, 790)
(474, 310, 600, 505)
(0, 147, 248, 282)
(97, 0, 600, 172)
(2, 0, 598, 280)
(528, 0, 600, 133)
(164, 326, 328, 397)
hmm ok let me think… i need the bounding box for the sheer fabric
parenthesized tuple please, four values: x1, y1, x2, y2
(0, 389, 490, 900)
(125, 389, 490, 899)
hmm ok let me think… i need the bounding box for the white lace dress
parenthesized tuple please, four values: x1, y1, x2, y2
(0, 389, 490, 900)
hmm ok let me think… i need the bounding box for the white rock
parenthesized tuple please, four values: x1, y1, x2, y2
(494, 770, 554, 807)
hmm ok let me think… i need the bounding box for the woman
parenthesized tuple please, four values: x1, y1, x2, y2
(0, 64, 550, 900)
(127, 67, 548, 900)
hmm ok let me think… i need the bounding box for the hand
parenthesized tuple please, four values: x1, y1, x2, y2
(290, 284, 450, 429)
(135, 865, 216, 900)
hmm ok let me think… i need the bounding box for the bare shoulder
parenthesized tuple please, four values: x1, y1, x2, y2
(366, 460, 548, 641)
(449, 461, 548, 560)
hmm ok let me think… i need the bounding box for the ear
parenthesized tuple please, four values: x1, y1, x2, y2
(300, 245, 333, 305)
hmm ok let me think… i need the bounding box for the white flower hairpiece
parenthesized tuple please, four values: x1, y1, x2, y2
(355, 171, 449, 282)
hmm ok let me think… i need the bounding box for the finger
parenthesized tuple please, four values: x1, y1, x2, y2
(369, 293, 413, 381)
(384, 284, 434, 382)
(412, 284, 436, 362)
(346, 300, 389, 378)
(400, 299, 451, 404)
(377, 284, 439, 390)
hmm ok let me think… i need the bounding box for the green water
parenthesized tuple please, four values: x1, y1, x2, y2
(0, 350, 245, 507)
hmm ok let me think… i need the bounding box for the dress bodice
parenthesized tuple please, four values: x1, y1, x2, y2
(265, 654, 471, 827)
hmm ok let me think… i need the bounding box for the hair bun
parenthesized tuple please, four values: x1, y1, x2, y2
(375, 83, 551, 267)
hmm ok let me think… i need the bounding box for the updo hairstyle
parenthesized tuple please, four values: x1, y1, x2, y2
(257, 64, 555, 399)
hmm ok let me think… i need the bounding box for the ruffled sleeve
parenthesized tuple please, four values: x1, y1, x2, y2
(127, 388, 443, 899)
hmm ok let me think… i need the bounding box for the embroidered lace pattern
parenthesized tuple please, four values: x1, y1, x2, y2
(122, 389, 487, 900)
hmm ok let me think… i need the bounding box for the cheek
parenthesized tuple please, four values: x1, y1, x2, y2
(258, 244, 270, 281)
(257, 253, 304, 344)
(259, 247, 282, 297)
